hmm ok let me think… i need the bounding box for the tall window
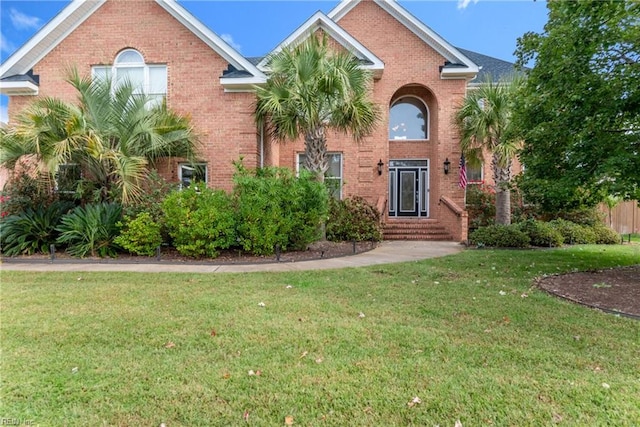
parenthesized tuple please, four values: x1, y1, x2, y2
(92, 49, 167, 107)
(389, 97, 429, 140)
(297, 153, 343, 199)
(179, 163, 207, 189)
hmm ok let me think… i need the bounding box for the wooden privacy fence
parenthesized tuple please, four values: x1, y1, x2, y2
(599, 200, 640, 234)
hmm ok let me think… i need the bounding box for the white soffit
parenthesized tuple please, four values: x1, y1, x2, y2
(0, 81, 39, 96)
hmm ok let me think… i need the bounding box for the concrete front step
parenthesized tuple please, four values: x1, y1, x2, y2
(383, 220, 453, 241)
(383, 233, 453, 241)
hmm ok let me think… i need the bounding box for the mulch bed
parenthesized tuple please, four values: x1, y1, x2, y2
(1, 240, 379, 266)
(537, 265, 640, 318)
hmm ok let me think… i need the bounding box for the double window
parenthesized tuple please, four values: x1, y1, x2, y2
(92, 49, 167, 107)
(179, 163, 207, 189)
(389, 97, 429, 140)
(297, 153, 343, 199)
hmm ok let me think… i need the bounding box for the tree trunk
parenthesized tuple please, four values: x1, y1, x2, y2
(304, 125, 329, 239)
(495, 186, 511, 225)
(304, 126, 328, 183)
(492, 153, 512, 225)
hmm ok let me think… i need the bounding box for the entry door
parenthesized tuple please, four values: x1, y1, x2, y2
(389, 160, 429, 217)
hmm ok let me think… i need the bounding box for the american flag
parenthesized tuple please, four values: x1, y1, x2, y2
(458, 154, 467, 189)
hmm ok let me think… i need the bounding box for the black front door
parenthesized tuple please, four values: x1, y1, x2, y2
(388, 160, 429, 217)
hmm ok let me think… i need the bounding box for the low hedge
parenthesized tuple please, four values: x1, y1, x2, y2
(517, 219, 564, 248)
(327, 196, 383, 242)
(469, 224, 530, 248)
(548, 219, 597, 244)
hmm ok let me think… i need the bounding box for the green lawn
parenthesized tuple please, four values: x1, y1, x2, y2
(1, 245, 639, 426)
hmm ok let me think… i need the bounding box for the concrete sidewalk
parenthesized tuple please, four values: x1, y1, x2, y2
(0, 241, 463, 273)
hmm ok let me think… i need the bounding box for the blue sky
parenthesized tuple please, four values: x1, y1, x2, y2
(0, 0, 549, 123)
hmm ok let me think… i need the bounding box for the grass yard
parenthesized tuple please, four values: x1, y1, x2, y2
(1, 245, 639, 426)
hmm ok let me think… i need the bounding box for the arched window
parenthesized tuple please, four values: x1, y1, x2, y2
(92, 49, 167, 106)
(389, 97, 429, 140)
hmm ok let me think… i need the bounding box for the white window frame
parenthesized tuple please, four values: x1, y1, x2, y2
(178, 163, 208, 190)
(467, 163, 484, 184)
(296, 152, 343, 199)
(91, 49, 167, 106)
(389, 95, 430, 141)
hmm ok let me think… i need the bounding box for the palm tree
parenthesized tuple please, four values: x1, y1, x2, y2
(254, 35, 379, 184)
(0, 69, 200, 204)
(454, 76, 522, 225)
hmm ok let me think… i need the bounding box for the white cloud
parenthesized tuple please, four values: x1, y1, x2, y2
(220, 33, 242, 53)
(0, 32, 16, 54)
(457, 0, 479, 10)
(10, 8, 42, 30)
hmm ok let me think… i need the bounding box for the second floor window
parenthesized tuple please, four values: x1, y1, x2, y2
(92, 49, 167, 107)
(389, 97, 429, 140)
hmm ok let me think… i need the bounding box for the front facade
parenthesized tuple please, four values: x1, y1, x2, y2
(0, 0, 520, 242)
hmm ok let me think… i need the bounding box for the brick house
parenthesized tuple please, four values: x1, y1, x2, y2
(0, 0, 521, 242)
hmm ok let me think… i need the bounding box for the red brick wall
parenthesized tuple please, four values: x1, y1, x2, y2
(289, 0, 470, 234)
(6, 0, 484, 239)
(8, 0, 258, 192)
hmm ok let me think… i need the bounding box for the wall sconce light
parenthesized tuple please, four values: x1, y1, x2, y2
(443, 158, 451, 175)
(377, 159, 384, 176)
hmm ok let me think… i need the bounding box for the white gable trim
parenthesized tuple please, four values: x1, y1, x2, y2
(155, 0, 266, 86)
(0, 0, 266, 90)
(0, 0, 106, 79)
(328, 0, 479, 79)
(257, 11, 384, 79)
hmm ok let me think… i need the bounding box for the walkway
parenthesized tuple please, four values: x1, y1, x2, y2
(0, 241, 463, 273)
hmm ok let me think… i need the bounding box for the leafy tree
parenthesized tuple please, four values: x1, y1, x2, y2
(254, 35, 379, 183)
(0, 69, 200, 205)
(454, 76, 522, 225)
(515, 0, 640, 211)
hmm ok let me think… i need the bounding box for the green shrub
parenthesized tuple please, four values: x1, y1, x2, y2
(114, 212, 163, 256)
(550, 206, 604, 227)
(1, 172, 59, 217)
(327, 196, 383, 242)
(549, 219, 597, 244)
(466, 185, 496, 229)
(469, 224, 530, 248)
(0, 200, 74, 256)
(122, 170, 175, 223)
(56, 203, 122, 257)
(162, 186, 236, 258)
(592, 224, 620, 245)
(233, 167, 327, 255)
(516, 219, 564, 248)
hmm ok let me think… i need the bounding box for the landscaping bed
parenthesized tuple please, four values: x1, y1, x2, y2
(1, 240, 378, 265)
(537, 264, 640, 318)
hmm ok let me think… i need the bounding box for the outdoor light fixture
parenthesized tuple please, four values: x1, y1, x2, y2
(377, 159, 384, 175)
(443, 158, 451, 175)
